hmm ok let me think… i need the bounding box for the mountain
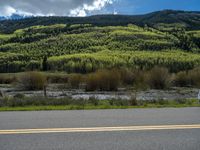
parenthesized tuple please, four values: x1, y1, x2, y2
(9, 14, 29, 20)
(0, 10, 200, 73)
(0, 10, 200, 33)
(0, 16, 6, 21)
(0, 14, 29, 21)
(137, 10, 200, 29)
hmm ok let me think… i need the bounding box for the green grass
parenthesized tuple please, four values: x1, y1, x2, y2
(0, 100, 199, 111)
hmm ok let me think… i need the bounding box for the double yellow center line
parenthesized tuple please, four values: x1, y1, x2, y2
(0, 124, 200, 135)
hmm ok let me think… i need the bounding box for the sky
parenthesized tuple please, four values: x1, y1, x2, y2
(0, 0, 200, 17)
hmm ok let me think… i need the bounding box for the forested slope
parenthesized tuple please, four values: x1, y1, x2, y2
(0, 10, 200, 34)
(0, 10, 200, 73)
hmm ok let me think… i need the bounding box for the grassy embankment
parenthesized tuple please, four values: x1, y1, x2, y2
(0, 97, 199, 111)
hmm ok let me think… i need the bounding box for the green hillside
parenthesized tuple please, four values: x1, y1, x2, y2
(48, 50, 200, 73)
(1, 10, 200, 34)
(0, 10, 200, 73)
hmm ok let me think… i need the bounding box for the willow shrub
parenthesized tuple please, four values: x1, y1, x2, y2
(146, 67, 171, 89)
(18, 71, 47, 90)
(174, 71, 190, 87)
(119, 68, 135, 85)
(85, 73, 99, 91)
(188, 68, 200, 88)
(68, 74, 83, 89)
(46, 74, 69, 83)
(85, 69, 121, 91)
(132, 69, 148, 90)
(0, 74, 17, 84)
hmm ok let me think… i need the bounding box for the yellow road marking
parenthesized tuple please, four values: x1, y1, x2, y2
(0, 124, 200, 135)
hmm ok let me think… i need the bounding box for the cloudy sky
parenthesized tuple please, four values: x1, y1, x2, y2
(0, 0, 200, 17)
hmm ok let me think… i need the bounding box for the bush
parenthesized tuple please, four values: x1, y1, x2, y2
(175, 99, 187, 104)
(85, 69, 121, 91)
(85, 74, 99, 91)
(157, 99, 169, 105)
(0, 97, 7, 107)
(132, 69, 148, 90)
(47, 74, 68, 83)
(119, 69, 135, 85)
(146, 67, 171, 89)
(68, 74, 83, 89)
(18, 71, 47, 90)
(13, 93, 25, 99)
(4, 96, 72, 107)
(98, 69, 121, 91)
(188, 68, 200, 88)
(88, 97, 99, 106)
(0, 75, 17, 84)
(108, 99, 129, 106)
(129, 95, 138, 106)
(174, 71, 190, 87)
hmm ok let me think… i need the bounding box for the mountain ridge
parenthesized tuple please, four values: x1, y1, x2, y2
(0, 10, 200, 73)
(0, 14, 28, 21)
(0, 9, 200, 33)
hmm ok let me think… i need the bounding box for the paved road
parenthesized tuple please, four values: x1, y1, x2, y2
(0, 107, 200, 150)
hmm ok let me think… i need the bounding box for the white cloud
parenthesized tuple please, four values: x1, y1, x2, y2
(0, 5, 55, 17)
(2, 6, 16, 16)
(70, 0, 115, 17)
(113, 9, 118, 15)
(0, 0, 116, 17)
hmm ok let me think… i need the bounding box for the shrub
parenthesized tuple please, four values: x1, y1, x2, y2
(108, 99, 129, 106)
(85, 74, 99, 91)
(128, 95, 138, 106)
(175, 99, 187, 104)
(0, 97, 5, 106)
(0, 75, 17, 84)
(47, 74, 68, 83)
(132, 69, 148, 90)
(98, 69, 121, 91)
(146, 67, 171, 89)
(88, 97, 99, 106)
(119, 69, 135, 85)
(18, 71, 47, 90)
(4, 96, 72, 107)
(68, 74, 83, 89)
(71, 98, 86, 106)
(157, 99, 169, 105)
(85, 69, 121, 91)
(188, 68, 200, 88)
(13, 93, 25, 99)
(174, 71, 190, 87)
(0, 90, 4, 98)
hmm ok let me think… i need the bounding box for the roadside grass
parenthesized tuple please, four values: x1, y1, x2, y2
(0, 98, 199, 111)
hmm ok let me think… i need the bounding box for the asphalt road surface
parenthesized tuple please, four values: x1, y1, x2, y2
(0, 107, 200, 150)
